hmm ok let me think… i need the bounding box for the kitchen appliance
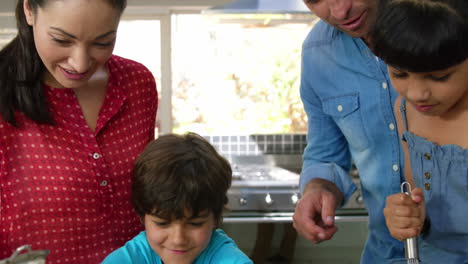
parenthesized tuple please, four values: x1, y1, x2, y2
(0, 245, 49, 264)
(228, 163, 301, 212)
(224, 155, 367, 222)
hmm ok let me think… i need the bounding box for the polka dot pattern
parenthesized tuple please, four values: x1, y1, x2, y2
(0, 55, 158, 263)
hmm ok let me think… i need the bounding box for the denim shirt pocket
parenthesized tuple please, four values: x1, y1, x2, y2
(322, 94, 369, 151)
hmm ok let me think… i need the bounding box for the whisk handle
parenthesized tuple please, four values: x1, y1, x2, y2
(404, 237, 419, 260)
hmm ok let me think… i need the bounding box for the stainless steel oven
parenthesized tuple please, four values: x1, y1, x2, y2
(223, 155, 368, 223)
(204, 135, 368, 263)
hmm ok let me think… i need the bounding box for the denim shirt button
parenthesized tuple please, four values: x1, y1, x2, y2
(392, 164, 399, 171)
(424, 153, 431, 160)
(337, 105, 343, 112)
(382, 82, 388, 89)
(425, 183, 431, 190)
(389, 123, 395, 130)
(425, 172, 431, 179)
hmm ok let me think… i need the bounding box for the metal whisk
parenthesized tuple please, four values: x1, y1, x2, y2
(401, 182, 420, 264)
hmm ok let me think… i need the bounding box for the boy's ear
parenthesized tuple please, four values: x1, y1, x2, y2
(23, 0, 35, 26)
(214, 218, 222, 229)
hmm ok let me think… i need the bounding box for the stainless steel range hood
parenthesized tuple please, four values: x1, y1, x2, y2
(204, 0, 310, 14)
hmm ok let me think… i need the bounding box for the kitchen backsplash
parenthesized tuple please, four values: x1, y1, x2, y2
(203, 134, 307, 156)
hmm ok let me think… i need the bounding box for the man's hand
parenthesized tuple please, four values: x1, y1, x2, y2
(383, 188, 425, 241)
(292, 178, 344, 244)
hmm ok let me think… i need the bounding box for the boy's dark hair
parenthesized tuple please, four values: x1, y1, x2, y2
(0, 0, 127, 127)
(371, 0, 468, 72)
(132, 132, 232, 225)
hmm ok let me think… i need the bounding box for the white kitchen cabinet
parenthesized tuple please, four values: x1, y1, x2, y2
(222, 221, 368, 264)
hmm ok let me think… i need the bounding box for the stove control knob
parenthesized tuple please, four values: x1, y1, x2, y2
(265, 193, 274, 206)
(239, 197, 248, 206)
(356, 194, 363, 205)
(291, 193, 299, 205)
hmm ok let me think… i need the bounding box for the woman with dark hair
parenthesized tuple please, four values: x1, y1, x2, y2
(0, 0, 158, 263)
(371, 0, 468, 262)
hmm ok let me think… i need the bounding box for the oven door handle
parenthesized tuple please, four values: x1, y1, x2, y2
(223, 212, 368, 223)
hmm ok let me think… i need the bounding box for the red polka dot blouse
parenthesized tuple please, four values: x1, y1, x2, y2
(0, 55, 158, 263)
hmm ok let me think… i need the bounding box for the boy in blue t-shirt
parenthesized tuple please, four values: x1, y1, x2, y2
(102, 133, 253, 264)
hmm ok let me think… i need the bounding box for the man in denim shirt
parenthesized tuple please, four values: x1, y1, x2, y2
(292, 0, 406, 263)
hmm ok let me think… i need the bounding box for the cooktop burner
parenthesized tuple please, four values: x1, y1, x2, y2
(231, 165, 299, 187)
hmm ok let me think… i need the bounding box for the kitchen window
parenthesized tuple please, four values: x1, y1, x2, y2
(114, 19, 162, 93)
(115, 12, 317, 135)
(171, 14, 314, 134)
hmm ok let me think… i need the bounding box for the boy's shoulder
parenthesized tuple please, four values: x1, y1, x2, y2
(102, 231, 160, 264)
(196, 229, 253, 264)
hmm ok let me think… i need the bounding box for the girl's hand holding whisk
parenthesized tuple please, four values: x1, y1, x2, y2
(383, 188, 426, 241)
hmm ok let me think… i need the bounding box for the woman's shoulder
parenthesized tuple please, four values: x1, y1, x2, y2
(107, 55, 157, 99)
(0, 118, 5, 152)
(107, 55, 154, 79)
(0, 117, 16, 145)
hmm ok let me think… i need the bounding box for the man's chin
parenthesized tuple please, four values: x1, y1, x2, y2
(338, 27, 368, 39)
